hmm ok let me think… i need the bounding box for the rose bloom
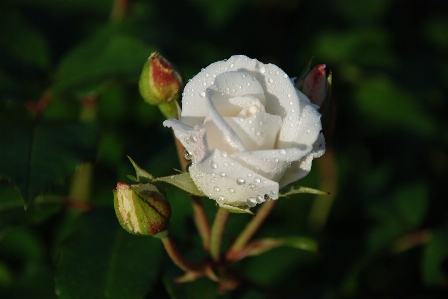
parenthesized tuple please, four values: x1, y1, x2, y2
(164, 55, 325, 210)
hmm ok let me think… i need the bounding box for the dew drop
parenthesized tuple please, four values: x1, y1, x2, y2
(249, 183, 256, 189)
(190, 135, 198, 143)
(220, 172, 226, 177)
(184, 137, 190, 144)
(229, 188, 235, 193)
(254, 177, 261, 183)
(221, 151, 228, 158)
(259, 66, 266, 73)
(255, 132, 260, 136)
(184, 150, 193, 160)
(268, 78, 274, 83)
(256, 195, 264, 203)
(214, 187, 220, 192)
(211, 162, 218, 169)
(205, 73, 209, 77)
(264, 194, 270, 200)
(247, 197, 257, 207)
(287, 94, 291, 98)
(247, 173, 252, 177)
(230, 63, 234, 68)
(236, 178, 245, 185)
(200, 91, 206, 97)
(279, 149, 286, 155)
(274, 158, 279, 163)
(218, 196, 225, 201)
(289, 101, 293, 105)
(283, 74, 288, 78)
(306, 129, 310, 134)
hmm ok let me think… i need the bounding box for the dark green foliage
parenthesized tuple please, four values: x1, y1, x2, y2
(0, 0, 447, 298)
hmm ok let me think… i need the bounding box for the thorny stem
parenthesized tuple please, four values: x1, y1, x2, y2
(210, 208, 230, 262)
(174, 136, 211, 251)
(226, 200, 276, 259)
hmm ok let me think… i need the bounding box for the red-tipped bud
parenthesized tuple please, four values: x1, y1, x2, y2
(113, 182, 171, 236)
(139, 52, 183, 108)
(301, 64, 327, 107)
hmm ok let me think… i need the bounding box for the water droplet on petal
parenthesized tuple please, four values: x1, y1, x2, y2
(236, 178, 245, 185)
(254, 177, 261, 183)
(214, 187, 220, 192)
(247, 198, 257, 207)
(220, 172, 226, 177)
(280, 149, 286, 155)
(229, 188, 235, 193)
(200, 92, 206, 97)
(289, 101, 293, 105)
(268, 78, 274, 83)
(190, 135, 198, 143)
(247, 173, 252, 177)
(287, 94, 291, 98)
(184, 150, 193, 160)
(264, 194, 270, 200)
(211, 162, 218, 169)
(259, 66, 266, 73)
(249, 183, 256, 189)
(256, 195, 264, 203)
(229, 63, 234, 68)
(218, 196, 225, 201)
(221, 151, 228, 158)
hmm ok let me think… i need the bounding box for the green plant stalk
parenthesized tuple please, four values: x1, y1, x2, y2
(209, 207, 230, 262)
(226, 200, 276, 259)
(161, 236, 200, 273)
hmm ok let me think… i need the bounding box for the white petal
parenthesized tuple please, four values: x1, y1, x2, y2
(224, 112, 282, 151)
(189, 149, 279, 207)
(209, 71, 266, 111)
(203, 96, 245, 152)
(231, 146, 312, 181)
(293, 103, 322, 147)
(278, 133, 326, 188)
(163, 119, 208, 163)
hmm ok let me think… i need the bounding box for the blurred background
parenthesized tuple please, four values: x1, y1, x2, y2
(1, 0, 447, 298)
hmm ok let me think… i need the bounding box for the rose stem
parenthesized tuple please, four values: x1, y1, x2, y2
(226, 200, 276, 259)
(174, 137, 211, 251)
(209, 207, 230, 262)
(161, 235, 200, 273)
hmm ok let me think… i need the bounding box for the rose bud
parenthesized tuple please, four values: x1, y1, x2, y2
(301, 64, 327, 107)
(139, 52, 183, 118)
(113, 182, 171, 236)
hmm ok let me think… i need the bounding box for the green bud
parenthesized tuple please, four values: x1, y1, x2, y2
(113, 182, 171, 236)
(139, 52, 183, 118)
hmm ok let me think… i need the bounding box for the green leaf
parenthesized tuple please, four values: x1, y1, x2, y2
(55, 208, 163, 299)
(219, 203, 253, 215)
(54, 27, 154, 93)
(0, 181, 62, 233)
(279, 185, 329, 197)
(0, 9, 49, 69)
(0, 120, 98, 206)
(154, 173, 205, 197)
(422, 228, 448, 286)
(127, 156, 154, 183)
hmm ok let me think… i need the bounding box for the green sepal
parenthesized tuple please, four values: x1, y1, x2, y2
(296, 56, 314, 90)
(127, 155, 154, 183)
(153, 173, 205, 197)
(218, 203, 253, 215)
(279, 185, 329, 197)
(321, 71, 334, 134)
(158, 100, 180, 119)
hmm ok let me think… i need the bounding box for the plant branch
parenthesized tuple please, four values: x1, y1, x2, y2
(210, 207, 230, 261)
(161, 236, 200, 273)
(226, 200, 276, 260)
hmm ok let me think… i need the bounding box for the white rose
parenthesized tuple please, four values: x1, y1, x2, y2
(164, 55, 325, 210)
